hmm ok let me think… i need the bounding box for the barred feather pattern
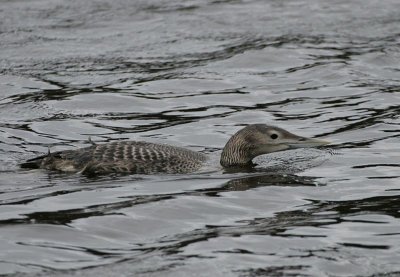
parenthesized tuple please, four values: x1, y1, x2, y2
(220, 127, 254, 167)
(24, 141, 208, 175)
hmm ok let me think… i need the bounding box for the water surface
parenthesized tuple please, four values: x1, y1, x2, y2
(0, 0, 400, 276)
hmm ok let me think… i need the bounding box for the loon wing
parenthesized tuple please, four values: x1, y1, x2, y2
(21, 141, 207, 174)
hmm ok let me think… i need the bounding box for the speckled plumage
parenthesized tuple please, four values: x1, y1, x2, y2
(22, 141, 207, 175)
(21, 124, 329, 175)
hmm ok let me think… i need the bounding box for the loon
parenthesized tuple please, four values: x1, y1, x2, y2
(20, 124, 329, 175)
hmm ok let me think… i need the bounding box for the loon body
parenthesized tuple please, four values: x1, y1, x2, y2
(20, 124, 329, 175)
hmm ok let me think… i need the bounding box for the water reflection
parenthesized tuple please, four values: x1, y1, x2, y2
(195, 174, 321, 197)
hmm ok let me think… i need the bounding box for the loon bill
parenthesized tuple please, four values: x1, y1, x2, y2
(20, 124, 329, 175)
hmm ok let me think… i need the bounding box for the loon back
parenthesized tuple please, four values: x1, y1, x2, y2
(21, 141, 207, 175)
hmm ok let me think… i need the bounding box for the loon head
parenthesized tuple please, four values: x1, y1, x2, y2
(220, 124, 329, 167)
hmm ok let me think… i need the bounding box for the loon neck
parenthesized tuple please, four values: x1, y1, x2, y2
(220, 134, 254, 167)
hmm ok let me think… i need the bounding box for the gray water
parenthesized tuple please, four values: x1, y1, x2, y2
(1, 0, 400, 276)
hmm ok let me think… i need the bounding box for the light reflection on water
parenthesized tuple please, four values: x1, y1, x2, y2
(0, 0, 400, 276)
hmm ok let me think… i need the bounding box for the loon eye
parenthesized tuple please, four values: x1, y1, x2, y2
(270, 133, 278, 140)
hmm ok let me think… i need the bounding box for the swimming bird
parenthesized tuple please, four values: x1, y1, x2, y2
(20, 124, 329, 175)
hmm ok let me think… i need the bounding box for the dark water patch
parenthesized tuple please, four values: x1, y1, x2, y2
(353, 164, 400, 169)
(1, 194, 174, 225)
(236, 265, 309, 277)
(339, 243, 390, 250)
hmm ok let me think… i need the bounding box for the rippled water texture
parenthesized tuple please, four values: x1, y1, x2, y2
(1, 0, 400, 276)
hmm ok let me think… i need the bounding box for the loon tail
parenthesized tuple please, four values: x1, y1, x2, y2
(20, 154, 47, 169)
